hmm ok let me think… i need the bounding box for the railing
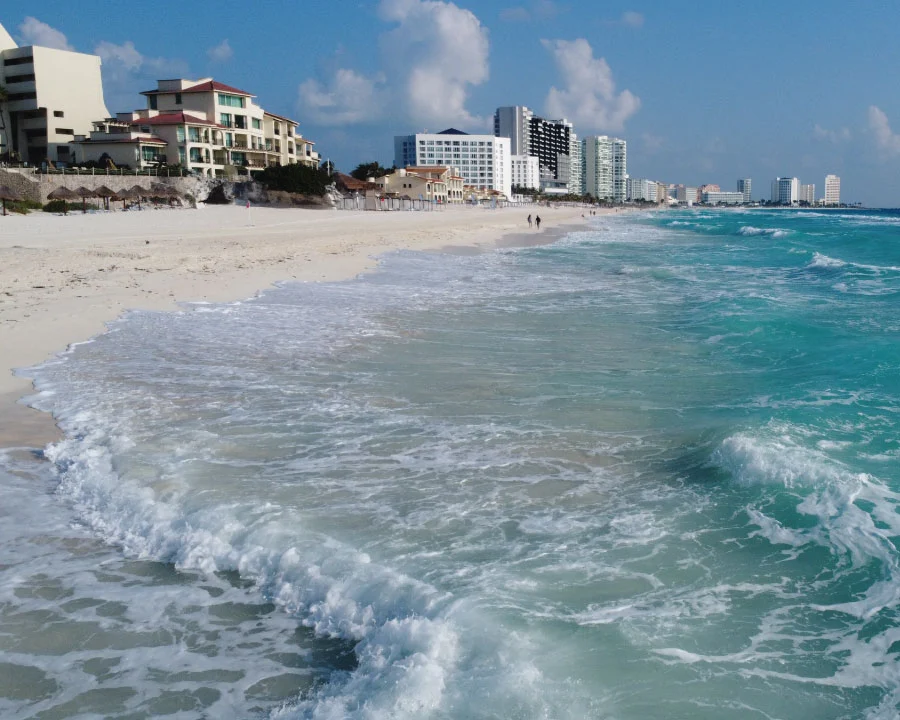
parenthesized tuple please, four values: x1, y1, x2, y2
(25, 166, 191, 177)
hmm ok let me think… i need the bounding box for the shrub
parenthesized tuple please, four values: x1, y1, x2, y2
(256, 164, 330, 196)
(43, 199, 72, 213)
(4, 199, 43, 214)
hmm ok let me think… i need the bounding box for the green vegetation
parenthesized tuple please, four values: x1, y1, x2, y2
(350, 162, 393, 181)
(4, 199, 43, 214)
(254, 164, 331, 196)
(43, 200, 98, 213)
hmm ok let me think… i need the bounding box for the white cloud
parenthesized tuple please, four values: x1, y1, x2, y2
(499, 6, 532, 22)
(868, 106, 900, 156)
(207, 39, 233, 64)
(18, 17, 74, 51)
(299, 68, 385, 125)
(298, 0, 489, 128)
(621, 11, 644, 28)
(813, 123, 851, 143)
(542, 38, 640, 132)
(94, 40, 188, 112)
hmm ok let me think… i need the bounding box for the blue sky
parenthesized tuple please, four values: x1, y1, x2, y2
(8, 1, 900, 205)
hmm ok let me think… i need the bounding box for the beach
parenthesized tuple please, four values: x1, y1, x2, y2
(0, 204, 589, 446)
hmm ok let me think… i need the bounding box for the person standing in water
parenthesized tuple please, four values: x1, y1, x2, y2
(535, 215, 541, 229)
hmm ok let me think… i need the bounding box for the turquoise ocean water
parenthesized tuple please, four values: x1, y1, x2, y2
(2, 208, 900, 718)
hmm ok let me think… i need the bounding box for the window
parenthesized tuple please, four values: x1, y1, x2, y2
(55, 128, 74, 135)
(252, 118, 261, 130)
(142, 146, 160, 162)
(6, 73, 35, 84)
(189, 147, 203, 163)
(7, 92, 37, 102)
(149, 95, 158, 110)
(179, 148, 186, 165)
(177, 126, 185, 142)
(175, 92, 182, 105)
(225, 132, 233, 148)
(3, 56, 33, 67)
(189, 127, 201, 143)
(234, 115, 247, 130)
(218, 93, 245, 108)
(53, 110, 64, 118)
(220, 113, 232, 128)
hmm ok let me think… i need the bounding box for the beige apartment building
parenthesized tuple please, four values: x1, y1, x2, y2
(375, 166, 464, 204)
(77, 77, 319, 176)
(0, 21, 109, 165)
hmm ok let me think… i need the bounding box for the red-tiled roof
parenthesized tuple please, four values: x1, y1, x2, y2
(264, 110, 299, 125)
(183, 80, 254, 96)
(76, 137, 169, 145)
(131, 112, 222, 128)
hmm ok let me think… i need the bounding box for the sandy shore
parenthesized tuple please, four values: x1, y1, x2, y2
(1, 203, 594, 446)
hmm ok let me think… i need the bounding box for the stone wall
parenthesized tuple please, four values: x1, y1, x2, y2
(0, 168, 207, 203)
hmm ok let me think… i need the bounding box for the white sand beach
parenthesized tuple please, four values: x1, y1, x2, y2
(0, 204, 595, 444)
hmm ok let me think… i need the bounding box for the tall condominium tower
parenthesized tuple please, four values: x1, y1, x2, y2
(494, 106, 580, 193)
(771, 177, 799, 204)
(737, 178, 752, 203)
(583, 136, 627, 201)
(824, 174, 841, 205)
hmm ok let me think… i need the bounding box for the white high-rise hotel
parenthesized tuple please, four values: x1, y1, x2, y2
(825, 174, 841, 205)
(737, 178, 752, 203)
(394, 129, 511, 199)
(583, 136, 627, 201)
(771, 177, 799, 204)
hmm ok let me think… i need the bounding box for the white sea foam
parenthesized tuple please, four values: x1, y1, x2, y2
(738, 226, 790, 238)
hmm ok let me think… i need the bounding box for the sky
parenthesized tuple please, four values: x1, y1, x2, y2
(6, 1, 900, 206)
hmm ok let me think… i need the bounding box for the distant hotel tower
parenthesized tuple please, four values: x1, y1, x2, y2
(824, 175, 841, 205)
(737, 178, 752, 203)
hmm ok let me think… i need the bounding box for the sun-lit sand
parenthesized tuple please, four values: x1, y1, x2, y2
(0, 203, 598, 444)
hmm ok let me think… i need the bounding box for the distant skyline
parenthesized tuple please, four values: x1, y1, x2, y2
(7, 2, 900, 205)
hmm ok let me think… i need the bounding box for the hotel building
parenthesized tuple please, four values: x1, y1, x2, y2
(771, 177, 799, 205)
(394, 129, 511, 199)
(494, 106, 581, 194)
(824, 174, 841, 205)
(737, 178, 752, 203)
(374, 166, 464, 204)
(78, 78, 318, 176)
(799, 183, 815, 205)
(0, 21, 109, 165)
(583, 136, 627, 202)
(511, 154, 540, 190)
(702, 190, 745, 205)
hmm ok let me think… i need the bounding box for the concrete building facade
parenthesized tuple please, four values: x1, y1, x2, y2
(0, 21, 109, 165)
(771, 177, 799, 204)
(702, 190, 745, 205)
(737, 178, 752, 203)
(510, 154, 540, 190)
(394, 129, 511, 199)
(583, 135, 627, 201)
(824, 174, 841, 205)
(374, 165, 463, 204)
(799, 183, 815, 205)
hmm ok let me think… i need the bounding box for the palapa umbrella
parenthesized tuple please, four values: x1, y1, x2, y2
(74, 186, 97, 214)
(0, 185, 20, 216)
(130, 184, 150, 210)
(115, 187, 136, 211)
(93, 185, 117, 211)
(46, 186, 79, 215)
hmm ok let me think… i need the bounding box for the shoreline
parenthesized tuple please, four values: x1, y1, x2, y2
(0, 204, 594, 449)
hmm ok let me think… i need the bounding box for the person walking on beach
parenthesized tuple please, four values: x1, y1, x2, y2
(527, 214, 532, 228)
(535, 215, 541, 230)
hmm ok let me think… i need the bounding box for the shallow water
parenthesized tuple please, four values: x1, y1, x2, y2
(3, 208, 900, 718)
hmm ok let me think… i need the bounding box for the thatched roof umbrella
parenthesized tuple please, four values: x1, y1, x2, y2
(130, 184, 150, 210)
(74, 186, 97, 214)
(94, 185, 117, 211)
(0, 185, 20, 216)
(115, 187, 136, 211)
(47, 186, 79, 214)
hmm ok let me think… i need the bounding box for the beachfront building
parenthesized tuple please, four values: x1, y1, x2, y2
(511, 154, 540, 190)
(698, 184, 720, 196)
(626, 177, 658, 202)
(0, 21, 109, 165)
(583, 135, 627, 202)
(799, 183, 815, 205)
(771, 177, 799, 205)
(394, 129, 512, 199)
(825, 174, 841, 205)
(494, 106, 580, 194)
(675, 185, 698, 206)
(79, 78, 318, 177)
(374, 166, 463, 204)
(738, 178, 752, 203)
(702, 190, 745, 205)
(74, 119, 170, 170)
